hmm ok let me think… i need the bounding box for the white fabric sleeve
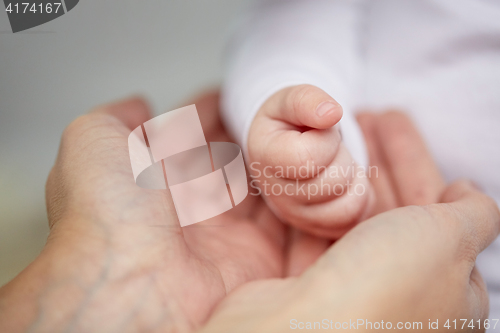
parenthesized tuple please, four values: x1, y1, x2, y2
(221, 0, 368, 167)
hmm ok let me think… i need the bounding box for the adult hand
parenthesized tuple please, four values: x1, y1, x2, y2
(1, 94, 497, 333)
(0, 93, 286, 333)
(198, 113, 500, 333)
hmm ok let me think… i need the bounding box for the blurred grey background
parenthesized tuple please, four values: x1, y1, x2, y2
(0, 0, 251, 285)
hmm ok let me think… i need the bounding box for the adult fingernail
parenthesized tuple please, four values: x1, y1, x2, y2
(316, 101, 340, 117)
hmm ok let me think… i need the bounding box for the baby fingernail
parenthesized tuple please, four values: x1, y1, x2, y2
(316, 101, 339, 117)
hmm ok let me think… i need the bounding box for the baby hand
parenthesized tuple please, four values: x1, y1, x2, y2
(247, 85, 374, 238)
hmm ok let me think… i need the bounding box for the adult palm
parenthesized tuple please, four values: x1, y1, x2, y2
(0, 92, 286, 333)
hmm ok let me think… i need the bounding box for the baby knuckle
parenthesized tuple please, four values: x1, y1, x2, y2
(291, 84, 317, 113)
(296, 136, 315, 170)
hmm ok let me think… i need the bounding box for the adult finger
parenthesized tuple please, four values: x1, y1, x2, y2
(376, 111, 445, 206)
(286, 229, 331, 277)
(356, 112, 399, 214)
(187, 90, 231, 143)
(439, 180, 500, 256)
(46, 97, 179, 230)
